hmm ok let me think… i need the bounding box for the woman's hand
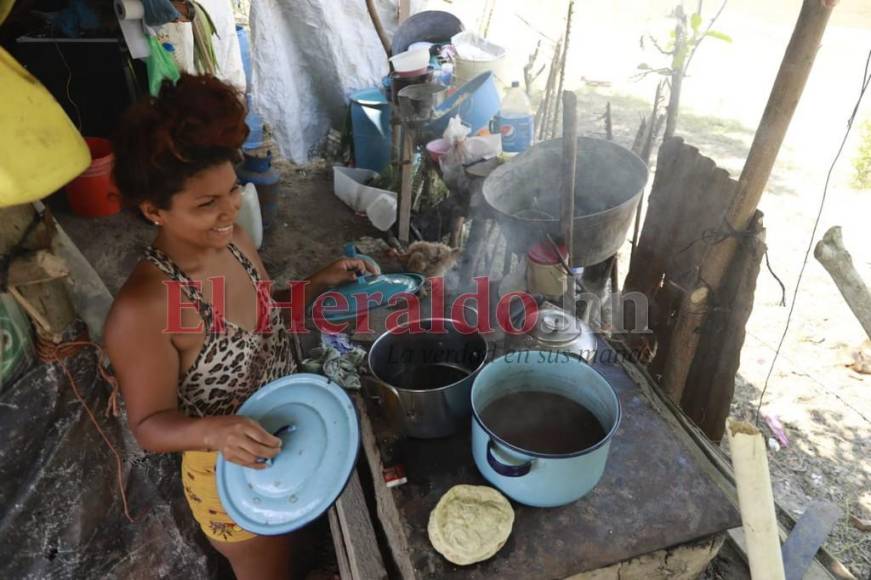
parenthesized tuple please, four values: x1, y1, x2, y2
(309, 257, 380, 290)
(203, 416, 282, 469)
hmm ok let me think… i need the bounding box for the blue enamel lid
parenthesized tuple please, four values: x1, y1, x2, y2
(315, 273, 424, 322)
(216, 373, 360, 535)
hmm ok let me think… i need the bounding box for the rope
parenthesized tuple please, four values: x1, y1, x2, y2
(35, 334, 134, 523)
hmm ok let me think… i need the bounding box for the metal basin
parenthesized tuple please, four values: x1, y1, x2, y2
(368, 318, 488, 439)
(482, 137, 649, 266)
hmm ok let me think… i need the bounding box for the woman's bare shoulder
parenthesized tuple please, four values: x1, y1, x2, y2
(104, 261, 170, 339)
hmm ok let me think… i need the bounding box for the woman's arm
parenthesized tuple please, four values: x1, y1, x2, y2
(104, 285, 280, 468)
(231, 224, 376, 304)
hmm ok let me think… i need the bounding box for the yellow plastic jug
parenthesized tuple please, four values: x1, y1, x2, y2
(0, 45, 90, 208)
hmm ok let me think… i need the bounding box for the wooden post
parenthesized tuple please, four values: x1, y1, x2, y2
(727, 420, 787, 580)
(365, 0, 391, 57)
(398, 0, 410, 23)
(561, 91, 578, 312)
(397, 127, 414, 244)
(661, 285, 709, 402)
(551, 0, 575, 139)
(662, 0, 835, 397)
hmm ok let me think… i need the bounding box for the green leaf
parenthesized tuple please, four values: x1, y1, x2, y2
(690, 12, 702, 33)
(706, 30, 733, 43)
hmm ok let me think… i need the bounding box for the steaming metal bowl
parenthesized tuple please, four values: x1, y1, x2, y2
(482, 137, 649, 266)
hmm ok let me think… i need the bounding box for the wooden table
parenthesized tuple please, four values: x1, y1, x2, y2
(329, 327, 740, 579)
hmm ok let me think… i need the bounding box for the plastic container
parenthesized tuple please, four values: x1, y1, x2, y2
(526, 241, 568, 299)
(236, 167, 279, 229)
(235, 182, 263, 248)
(65, 137, 121, 217)
(428, 71, 501, 138)
(425, 138, 451, 163)
(243, 94, 265, 150)
(389, 48, 430, 77)
(236, 25, 251, 90)
(497, 81, 534, 155)
(332, 166, 397, 232)
(349, 88, 392, 173)
(1, 46, 90, 207)
(451, 31, 509, 89)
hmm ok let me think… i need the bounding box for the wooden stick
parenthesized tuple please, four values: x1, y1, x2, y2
(398, 127, 414, 244)
(398, 0, 410, 23)
(662, 0, 835, 398)
(604, 102, 613, 140)
(661, 285, 709, 403)
(814, 226, 871, 339)
(561, 91, 578, 312)
(727, 420, 786, 580)
(551, 0, 575, 140)
(535, 40, 561, 142)
(365, 0, 391, 57)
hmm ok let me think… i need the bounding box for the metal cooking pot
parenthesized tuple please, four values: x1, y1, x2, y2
(368, 317, 488, 438)
(482, 137, 649, 266)
(471, 352, 621, 507)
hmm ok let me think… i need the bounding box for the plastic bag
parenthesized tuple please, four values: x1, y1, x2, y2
(145, 36, 181, 96)
(438, 116, 501, 191)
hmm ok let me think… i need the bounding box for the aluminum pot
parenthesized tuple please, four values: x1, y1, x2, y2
(471, 351, 621, 507)
(368, 318, 488, 438)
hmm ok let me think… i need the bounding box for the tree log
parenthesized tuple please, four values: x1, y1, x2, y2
(814, 226, 871, 340)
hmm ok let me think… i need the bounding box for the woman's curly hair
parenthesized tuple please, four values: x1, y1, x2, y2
(113, 74, 249, 209)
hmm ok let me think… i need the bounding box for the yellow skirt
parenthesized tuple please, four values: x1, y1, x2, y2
(181, 451, 256, 543)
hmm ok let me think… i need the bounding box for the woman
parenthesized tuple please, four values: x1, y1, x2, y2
(104, 74, 373, 579)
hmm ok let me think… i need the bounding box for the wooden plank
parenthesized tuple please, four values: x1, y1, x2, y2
(681, 211, 765, 440)
(353, 392, 418, 580)
(622, 138, 738, 382)
(328, 508, 354, 580)
(334, 471, 388, 580)
(614, 347, 842, 580)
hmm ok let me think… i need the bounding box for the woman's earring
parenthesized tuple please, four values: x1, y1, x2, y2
(153, 221, 160, 226)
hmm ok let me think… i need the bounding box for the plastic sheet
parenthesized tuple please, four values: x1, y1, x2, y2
(0, 323, 218, 579)
(250, 0, 425, 163)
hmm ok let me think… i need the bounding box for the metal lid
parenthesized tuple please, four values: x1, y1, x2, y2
(530, 308, 597, 359)
(216, 373, 360, 535)
(315, 273, 424, 322)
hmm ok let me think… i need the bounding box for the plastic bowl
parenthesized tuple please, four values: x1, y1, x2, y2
(389, 48, 430, 75)
(426, 138, 451, 163)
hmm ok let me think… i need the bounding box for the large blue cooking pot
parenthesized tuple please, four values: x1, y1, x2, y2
(471, 351, 621, 507)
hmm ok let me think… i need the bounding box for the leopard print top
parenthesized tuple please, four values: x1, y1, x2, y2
(144, 243, 296, 417)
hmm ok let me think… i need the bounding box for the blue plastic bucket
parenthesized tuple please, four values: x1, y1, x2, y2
(236, 25, 252, 91)
(350, 88, 392, 172)
(428, 71, 501, 136)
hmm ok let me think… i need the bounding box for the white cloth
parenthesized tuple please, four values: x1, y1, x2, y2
(249, 0, 426, 163)
(157, 22, 195, 73)
(197, 0, 245, 91)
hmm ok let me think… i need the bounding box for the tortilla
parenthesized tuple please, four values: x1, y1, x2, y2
(427, 484, 515, 566)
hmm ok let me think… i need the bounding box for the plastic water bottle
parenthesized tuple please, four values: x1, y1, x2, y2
(235, 183, 263, 249)
(498, 81, 534, 156)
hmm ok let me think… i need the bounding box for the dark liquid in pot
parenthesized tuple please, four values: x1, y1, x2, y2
(480, 391, 606, 454)
(389, 363, 470, 390)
